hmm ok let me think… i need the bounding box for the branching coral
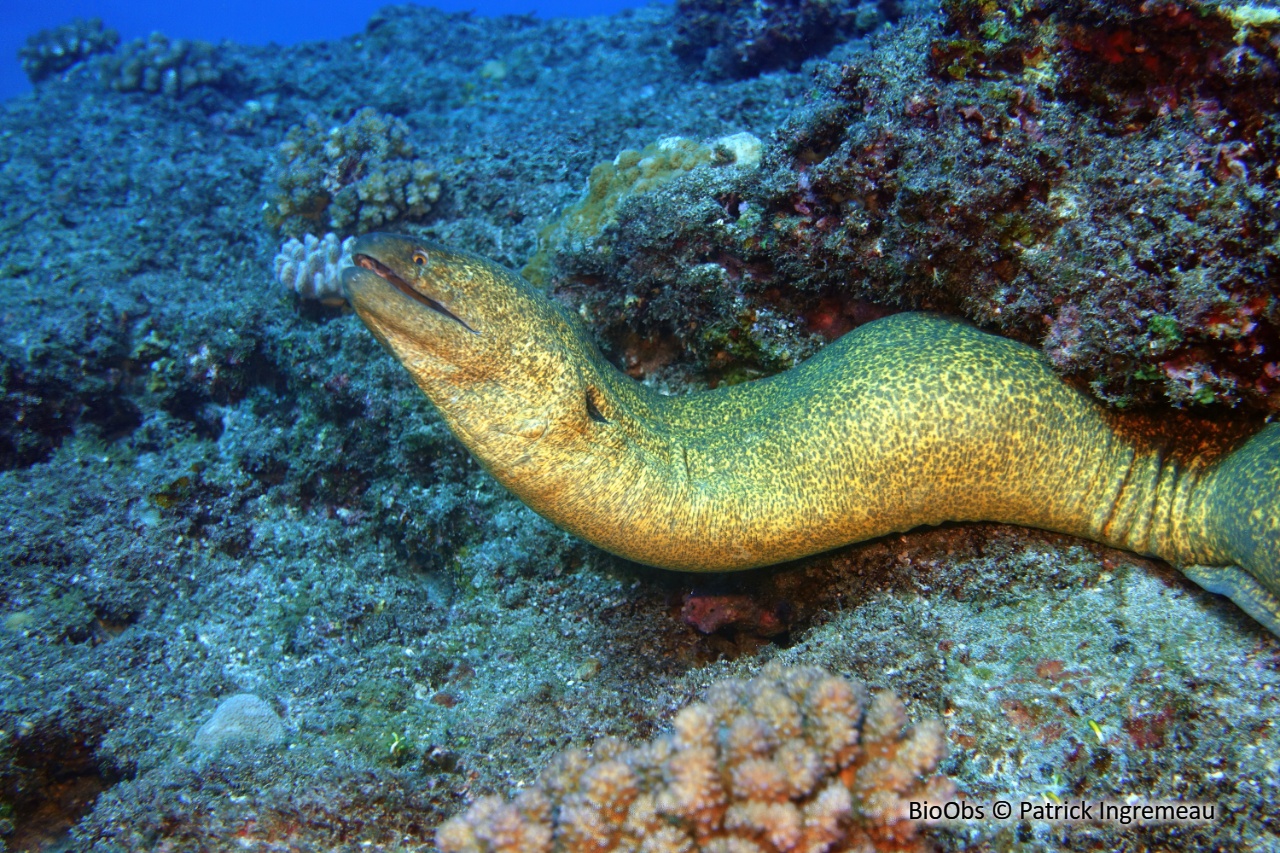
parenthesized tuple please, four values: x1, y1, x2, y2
(274, 232, 354, 304)
(19, 18, 119, 84)
(99, 32, 224, 97)
(436, 663, 953, 852)
(268, 108, 442, 237)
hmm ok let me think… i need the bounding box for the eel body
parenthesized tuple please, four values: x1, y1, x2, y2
(343, 233, 1280, 636)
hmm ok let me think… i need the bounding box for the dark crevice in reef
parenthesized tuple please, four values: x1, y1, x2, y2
(0, 318, 292, 463)
(0, 357, 82, 472)
(0, 718, 124, 852)
(157, 336, 289, 442)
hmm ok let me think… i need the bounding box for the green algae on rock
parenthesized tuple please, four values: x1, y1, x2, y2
(522, 133, 763, 287)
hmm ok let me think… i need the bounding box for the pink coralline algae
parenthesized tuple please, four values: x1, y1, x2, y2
(680, 591, 791, 637)
(436, 663, 954, 853)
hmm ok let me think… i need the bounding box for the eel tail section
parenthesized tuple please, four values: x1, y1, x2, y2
(1183, 425, 1280, 635)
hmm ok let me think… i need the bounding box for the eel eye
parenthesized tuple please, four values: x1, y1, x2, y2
(412, 252, 428, 267)
(585, 386, 609, 424)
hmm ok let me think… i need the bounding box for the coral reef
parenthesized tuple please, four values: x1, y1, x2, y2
(672, 0, 898, 79)
(2, 2, 1278, 850)
(274, 232, 355, 304)
(18, 18, 119, 84)
(98, 32, 225, 97)
(547, 0, 1280, 412)
(436, 663, 952, 852)
(268, 107, 442, 238)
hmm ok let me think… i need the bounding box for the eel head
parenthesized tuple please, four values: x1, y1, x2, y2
(343, 233, 634, 484)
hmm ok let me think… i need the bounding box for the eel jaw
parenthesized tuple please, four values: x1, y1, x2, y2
(351, 252, 477, 335)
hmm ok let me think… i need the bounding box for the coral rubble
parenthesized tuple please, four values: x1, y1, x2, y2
(192, 694, 287, 753)
(524, 132, 763, 285)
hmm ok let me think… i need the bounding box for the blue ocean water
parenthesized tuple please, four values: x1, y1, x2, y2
(1, 0, 665, 101)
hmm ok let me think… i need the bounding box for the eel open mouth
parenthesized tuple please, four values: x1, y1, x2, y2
(353, 253, 477, 334)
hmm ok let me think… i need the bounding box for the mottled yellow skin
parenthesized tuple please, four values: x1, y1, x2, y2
(344, 233, 1280, 636)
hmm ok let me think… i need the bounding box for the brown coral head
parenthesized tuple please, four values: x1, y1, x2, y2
(436, 663, 955, 852)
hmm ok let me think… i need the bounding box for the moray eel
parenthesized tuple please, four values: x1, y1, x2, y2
(343, 232, 1280, 637)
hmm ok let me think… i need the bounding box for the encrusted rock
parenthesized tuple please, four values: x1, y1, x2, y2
(193, 694, 287, 753)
